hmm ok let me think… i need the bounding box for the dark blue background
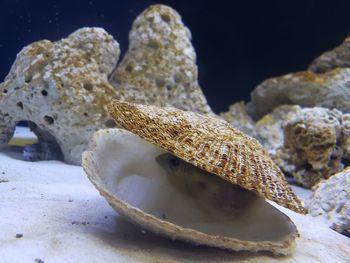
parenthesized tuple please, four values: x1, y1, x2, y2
(1, 0, 350, 113)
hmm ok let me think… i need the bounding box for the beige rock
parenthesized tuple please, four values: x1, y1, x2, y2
(309, 37, 350, 73)
(110, 4, 211, 114)
(0, 5, 213, 164)
(275, 107, 350, 188)
(255, 105, 301, 153)
(0, 112, 14, 146)
(308, 167, 350, 236)
(340, 113, 350, 159)
(0, 27, 120, 164)
(248, 69, 350, 120)
(220, 101, 256, 138)
(248, 35, 350, 120)
(220, 103, 301, 154)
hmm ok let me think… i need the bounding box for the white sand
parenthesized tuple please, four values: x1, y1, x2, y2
(0, 147, 349, 263)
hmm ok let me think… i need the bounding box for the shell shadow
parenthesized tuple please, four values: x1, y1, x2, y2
(95, 213, 284, 262)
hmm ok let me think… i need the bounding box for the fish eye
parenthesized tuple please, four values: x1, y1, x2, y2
(169, 156, 180, 167)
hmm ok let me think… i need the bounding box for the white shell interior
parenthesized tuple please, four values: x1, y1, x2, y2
(83, 129, 297, 252)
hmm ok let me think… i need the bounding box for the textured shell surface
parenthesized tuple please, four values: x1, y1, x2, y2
(82, 128, 298, 255)
(107, 100, 307, 214)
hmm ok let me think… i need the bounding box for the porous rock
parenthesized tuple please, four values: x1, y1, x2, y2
(274, 107, 350, 188)
(0, 112, 14, 146)
(248, 69, 350, 120)
(220, 103, 301, 154)
(309, 37, 350, 73)
(110, 4, 212, 114)
(254, 105, 301, 153)
(307, 167, 350, 236)
(0, 27, 121, 164)
(220, 101, 256, 137)
(0, 5, 213, 164)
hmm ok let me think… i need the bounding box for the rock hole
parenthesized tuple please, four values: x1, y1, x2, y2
(41, 90, 48, 96)
(3, 89, 8, 94)
(125, 64, 133, 72)
(160, 13, 171, 23)
(16, 102, 23, 110)
(24, 74, 32, 83)
(173, 73, 183, 83)
(294, 127, 304, 135)
(84, 112, 88, 117)
(327, 116, 336, 123)
(44, 81, 50, 89)
(305, 162, 313, 170)
(43, 115, 54, 125)
(8, 120, 37, 146)
(15, 121, 64, 162)
(155, 76, 165, 87)
(105, 119, 116, 128)
(147, 40, 160, 50)
(83, 83, 93, 91)
(183, 82, 190, 89)
(147, 16, 154, 23)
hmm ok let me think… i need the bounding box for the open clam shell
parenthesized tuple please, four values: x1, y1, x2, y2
(82, 129, 298, 255)
(107, 100, 307, 214)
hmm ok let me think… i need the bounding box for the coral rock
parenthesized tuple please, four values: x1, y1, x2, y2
(0, 5, 213, 164)
(309, 37, 350, 73)
(110, 4, 212, 114)
(307, 167, 350, 236)
(0, 112, 14, 146)
(255, 105, 302, 153)
(248, 69, 350, 120)
(275, 107, 350, 188)
(220, 103, 301, 154)
(0, 27, 121, 164)
(220, 101, 256, 138)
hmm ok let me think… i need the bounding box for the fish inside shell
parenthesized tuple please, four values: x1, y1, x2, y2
(155, 153, 258, 216)
(82, 128, 299, 255)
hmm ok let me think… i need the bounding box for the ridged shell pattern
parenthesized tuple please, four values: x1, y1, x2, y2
(107, 100, 307, 214)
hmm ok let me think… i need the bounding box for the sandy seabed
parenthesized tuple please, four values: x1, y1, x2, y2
(0, 144, 350, 263)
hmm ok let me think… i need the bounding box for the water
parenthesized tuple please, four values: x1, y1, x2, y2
(2, 1, 350, 112)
